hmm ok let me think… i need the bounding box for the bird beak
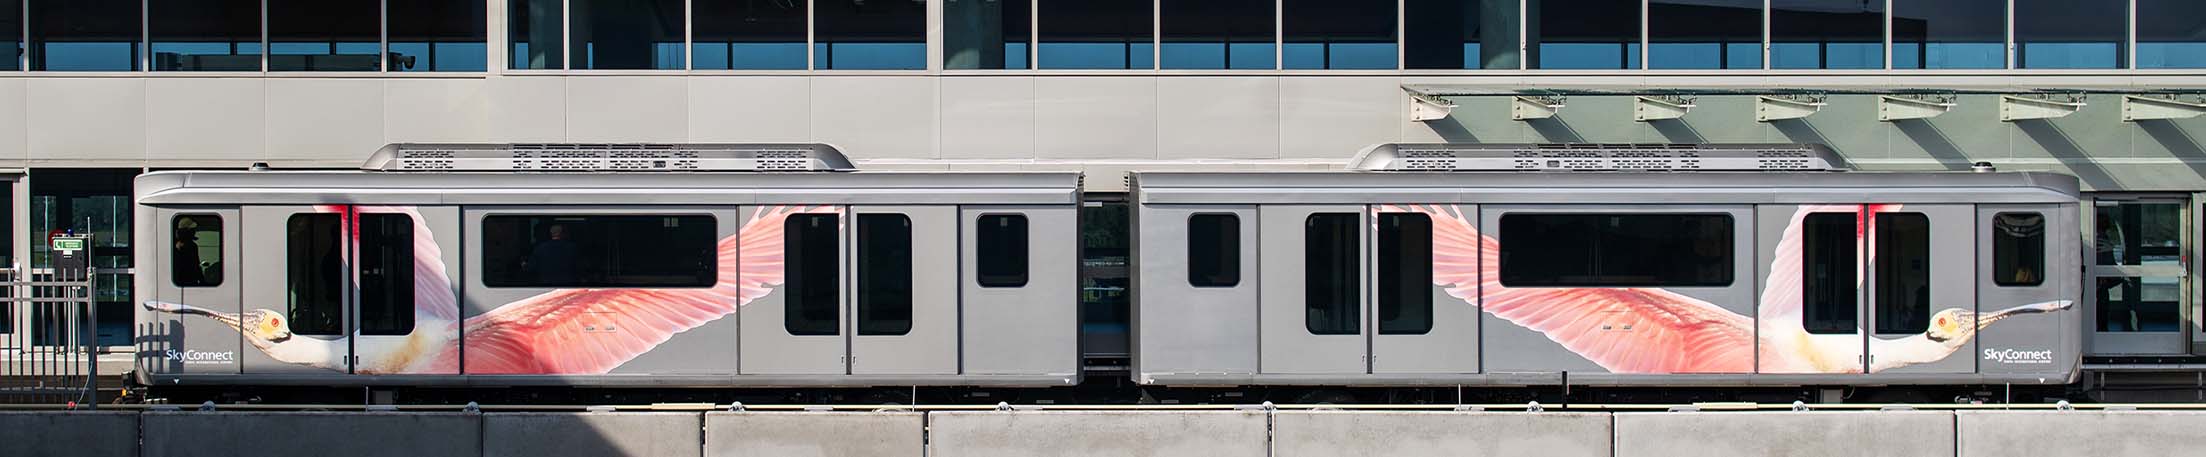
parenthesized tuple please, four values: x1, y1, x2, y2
(1981, 300, 2074, 325)
(142, 300, 244, 332)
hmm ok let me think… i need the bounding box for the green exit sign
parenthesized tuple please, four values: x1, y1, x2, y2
(51, 238, 85, 251)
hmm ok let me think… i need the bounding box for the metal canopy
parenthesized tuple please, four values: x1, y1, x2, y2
(1400, 85, 2206, 98)
(363, 143, 859, 172)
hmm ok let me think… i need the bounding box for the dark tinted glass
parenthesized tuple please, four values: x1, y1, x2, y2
(1803, 212, 1857, 335)
(359, 214, 416, 336)
(1404, 0, 1520, 69)
(287, 214, 344, 336)
(977, 214, 1029, 287)
(2016, 0, 2124, 69)
(944, 0, 1030, 69)
(1649, 0, 1760, 69)
(571, 0, 684, 69)
(2098, 276, 2181, 332)
(390, 0, 489, 71)
(1873, 213, 1930, 334)
(269, 0, 382, 71)
(1892, 0, 2005, 69)
(1039, 0, 1151, 69)
(150, 0, 261, 71)
(481, 215, 717, 287)
(1528, 0, 1640, 69)
(1771, 0, 1884, 69)
(1378, 213, 1432, 335)
(171, 215, 223, 288)
(1498, 214, 1733, 287)
(510, 0, 562, 68)
(1079, 201, 1132, 355)
(0, 0, 17, 71)
(697, 0, 809, 69)
(1283, 0, 1396, 69)
(1304, 213, 1359, 335)
(1993, 213, 2046, 287)
(816, 0, 925, 69)
(1162, 0, 1273, 69)
(29, 0, 141, 71)
(785, 214, 839, 336)
(2139, 0, 2206, 68)
(857, 214, 912, 336)
(1187, 214, 1240, 287)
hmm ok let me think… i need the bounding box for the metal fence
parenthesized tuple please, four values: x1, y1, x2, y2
(0, 267, 100, 406)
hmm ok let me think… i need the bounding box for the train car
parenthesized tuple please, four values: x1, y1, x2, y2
(132, 143, 1083, 389)
(1130, 143, 2084, 389)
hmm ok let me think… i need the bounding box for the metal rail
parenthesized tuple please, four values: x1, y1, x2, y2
(0, 267, 99, 408)
(0, 401, 2193, 412)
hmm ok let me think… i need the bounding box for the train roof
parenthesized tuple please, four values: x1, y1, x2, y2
(135, 170, 1082, 206)
(1129, 170, 2080, 205)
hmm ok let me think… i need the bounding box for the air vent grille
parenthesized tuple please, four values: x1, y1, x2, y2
(1354, 143, 1844, 172)
(368, 143, 856, 172)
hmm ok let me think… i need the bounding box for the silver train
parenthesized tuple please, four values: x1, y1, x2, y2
(132, 143, 2082, 394)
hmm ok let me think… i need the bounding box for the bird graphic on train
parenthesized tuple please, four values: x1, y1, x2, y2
(1391, 203, 2072, 374)
(143, 204, 838, 375)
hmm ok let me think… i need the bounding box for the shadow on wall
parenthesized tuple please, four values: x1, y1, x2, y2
(2012, 119, 2122, 190)
(2137, 120, 2206, 183)
(1769, 119, 1856, 169)
(1525, 118, 1586, 143)
(1648, 119, 1706, 144)
(1425, 118, 1482, 143)
(1889, 119, 1977, 172)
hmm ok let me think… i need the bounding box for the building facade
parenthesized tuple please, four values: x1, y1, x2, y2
(0, 0, 2203, 362)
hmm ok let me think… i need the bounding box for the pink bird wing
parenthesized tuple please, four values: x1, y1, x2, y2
(1406, 204, 1757, 374)
(456, 205, 837, 374)
(1756, 204, 1898, 335)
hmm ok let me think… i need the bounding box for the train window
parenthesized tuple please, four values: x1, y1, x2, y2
(1874, 213, 1932, 334)
(1305, 213, 1360, 335)
(785, 214, 840, 336)
(170, 214, 223, 287)
(857, 214, 913, 336)
(1187, 214, 1240, 287)
(1993, 213, 2046, 286)
(481, 215, 717, 288)
(1378, 213, 1433, 335)
(1802, 213, 1858, 335)
(359, 214, 416, 336)
(287, 214, 345, 336)
(977, 214, 1030, 288)
(1498, 214, 1734, 287)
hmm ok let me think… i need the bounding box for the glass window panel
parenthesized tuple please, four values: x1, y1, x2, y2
(2098, 276, 2182, 332)
(1162, 0, 1272, 69)
(1648, 0, 1761, 69)
(287, 214, 344, 337)
(569, 0, 683, 69)
(817, 0, 926, 69)
(267, 0, 381, 71)
(2139, 0, 2206, 69)
(1993, 213, 2045, 287)
(1892, 0, 2005, 69)
(784, 213, 839, 336)
(977, 214, 1030, 287)
(2095, 201, 2182, 267)
(1283, 0, 1396, 69)
(1, 0, 17, 71)
(2015, 0, 2124, 69)
(1304, 213, 1359, 335)
(29, 169, 135, 346)
(359, 214, 415, 336)
(481, 215, 718, 288)
(1405, 0, 1520, 69)
(1498, 214, 1734, 287)
(1079, 201, 1131, 355)
(509, 0, 561, 68)
(150, 0, 260, 71)
(390, 0, 488, 71)
(1771, 0, 1884, 69)
(1187, 214, 1240, 287)
(856, 214, 912, 336)
(693, 0, 808, 70)
(1802, 212, 1857, 335)
(29, 0, 141, 71)
(1378, 213, 1433, 335)
(171, 215, 223, 288)
(1873, 213, 1930, 334)
(1038, 0, 1151, 69)
(1528, 0, 1640, 69)
(945, 0, 1030, 69)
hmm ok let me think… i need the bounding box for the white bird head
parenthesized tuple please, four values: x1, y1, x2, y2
(143, 301, 340, 370)
(1923, 300, 2075, 348)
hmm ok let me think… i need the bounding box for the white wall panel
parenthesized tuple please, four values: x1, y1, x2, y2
(266, 79, 386, 162)
(813, 77, 938, 159)
(687, 76, 814, 142)
(567, 76, 688, 142)
(486, 77, 568, 142)
(0, 79, 25, 161)
(1159, 77, 1281, 160)
(1035, 77, 1157, 160)
(385, 79, 491, 143)
(1282, 77, 1398, 160)
(148, 78, 266, 161)
(27, 78, 147, 161)
(939, 77, 1037, 160)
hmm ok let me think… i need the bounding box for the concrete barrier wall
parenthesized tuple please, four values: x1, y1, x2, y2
(0, 412, 139, 457)
(484, 412, 702, 457)
(704, 412, 922, 457)
(1958, 411, 2206, 457)
(141, 412, 479, 457)
(1613, 411, 1955, 457)
(928, 411, 1269, 457)
(1272, 411, 1611, 457)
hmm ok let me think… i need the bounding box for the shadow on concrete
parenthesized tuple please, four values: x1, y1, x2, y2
(1526, 118, 1586, 142)
(2136, 120, 2206, 183)
(2013, 119, 2123, 190)
(1889, 119, 1976, 171)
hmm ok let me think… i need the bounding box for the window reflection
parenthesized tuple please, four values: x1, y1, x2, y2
(2137, 0, 2206, 69)
(269, 0, 382, 71)
(1892, 0, 2005, 69)
(1404, 0, 1519, 69)
(510, 0, 564, 68)
(29, 0, 141, 71)
(2098, 277, 2181, 332)
(391, 0, 489, 71)
(2094, 201, 2182, 267)
(944, 0, 1030, 69)
(1163, 0, 1273, 70)
(571, 0, 685, 69)
(151, 0, 262, 71)
(1648, 0, 1760, 69)
(30, 168, 137, 347)
(816, 0, 927, 69)
(1528, 0, 1640, 69)
(1284, 0, 1396, 69)
(2015, 0, 2124, 69)
(1771, 0, 1884, 69)
(1040, 0, 1152, 69)
(0, 0, 17, 71)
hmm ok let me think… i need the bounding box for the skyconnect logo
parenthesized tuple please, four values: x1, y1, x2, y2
(164, 349, 237, 365)
(1982, 348, 2056, 364)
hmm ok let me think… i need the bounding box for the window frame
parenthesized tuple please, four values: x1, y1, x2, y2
(1871, 212, 1932, 335)
(478, 213, 721, 289)
(856, 212, 913, 336)
(1496, 212, 1737, 288)
(783, 212, 841, 336)
(1376, 211, 1433, 335)
(169, 213, 224, 288)
(1185, 213, 1241, 288)
(1801, 212, 1859, 335)
(975, 213, 1030, 288)
(356, 213, 417, 336)
(285, 213, 345, 337)
(1303, 212, 1360, 336)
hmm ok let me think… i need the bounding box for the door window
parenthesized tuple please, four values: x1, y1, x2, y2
(976, 214, 1030, 287)
(1802, 212, 1859, 335)
(1377, 213, 1433, 335)
(1991, 212, 2046, 287)
(1187, 214, 1240, 287)
(170, 214, 224, 288)
(784, 214, 840, 336)
(1304, 213, 1359, 335)
(2093, 201, 2183, 333)
(856, 214, 912, 336)
(286, 214, 344, 336)
(1873, 213, 1931, 334)
(358, 214, 415, 336)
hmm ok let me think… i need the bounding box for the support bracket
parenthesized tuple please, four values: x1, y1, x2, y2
(1756, 94, 1827, 122)
(2123, 94, 2206, 122)
(1511, 95, 1566, 120)
(1409, 93, 1458, 122)
(1877, 94, 1957, 122)
(1635, 95, 1696, 122)
(2000, 93, 2086, 122)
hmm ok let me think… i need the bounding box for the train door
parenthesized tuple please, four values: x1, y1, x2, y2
(150, 207, 241, 375)
(240, 206, 351, 374)
(740, 206, 849, 375)
(1977, 205, 2076, 375)
(960, 206, 1079, 376)
(2085, 196, 2188, 354)
(1133, 205, 1259, 377)
(1369, 205, 1479, 375)
(350, 207, 460, 375)
(1259, 205, 1367, 375)
(1867, 204, 1974, 374)
(1756, 205, 1865, 374)
(849, 206, 958, 375)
